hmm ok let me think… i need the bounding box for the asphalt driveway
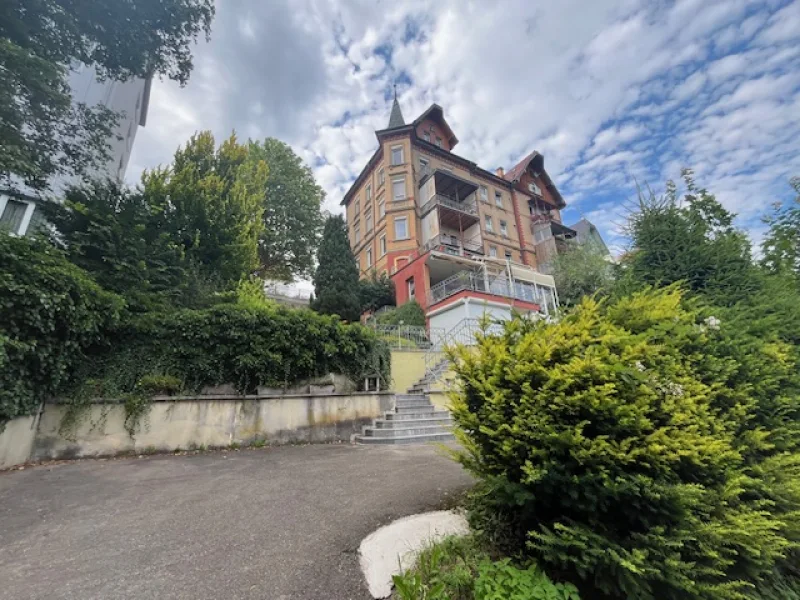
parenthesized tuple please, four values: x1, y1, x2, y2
(0, 444, 472, 600)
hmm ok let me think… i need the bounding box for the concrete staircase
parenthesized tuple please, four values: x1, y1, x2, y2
(353, 393, 454, 445)
(408, 358, 451, 393)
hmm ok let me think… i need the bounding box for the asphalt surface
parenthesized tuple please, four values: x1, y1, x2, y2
(0, 444, 472, 600)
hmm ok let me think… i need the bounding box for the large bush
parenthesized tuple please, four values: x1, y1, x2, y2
(0, 234, 123, 424)
(68, 302, 390, 399)
(450, 288, 800, 599)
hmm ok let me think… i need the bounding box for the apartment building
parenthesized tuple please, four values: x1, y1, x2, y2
(0, 66, 150, 237)
(342, 94, 575, 329)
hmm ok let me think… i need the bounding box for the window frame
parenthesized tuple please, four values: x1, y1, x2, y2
(392, 176, 406, 201)
(391, 145, 404, 166)
(484, 215, 494, 233)
(489, 245, 498, 258)
(380, 234, 387, 256)
(394, 216, 409, 240)
(494, 191, 503, 208)
(365, 209, 373, 232)
(366, 247, 372, 268)
(378, 167, 385, 186)
(378, 196, 385, 218)
(407, 277, 416, 300)
(479, 186, 488, 203)
(500, 220, 508, 236)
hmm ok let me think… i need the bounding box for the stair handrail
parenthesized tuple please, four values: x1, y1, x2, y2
(423, 318, 483, 381)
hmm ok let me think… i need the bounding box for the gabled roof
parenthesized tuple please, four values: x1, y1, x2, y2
(413, 104, 458, 149)
(504, 151, 565, 209)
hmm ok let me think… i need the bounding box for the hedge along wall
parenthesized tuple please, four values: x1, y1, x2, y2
(69, 303, 391, 400)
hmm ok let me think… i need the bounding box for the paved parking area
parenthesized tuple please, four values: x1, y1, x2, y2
(0, 444, 472, 600)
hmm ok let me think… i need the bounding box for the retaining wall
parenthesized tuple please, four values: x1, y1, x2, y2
(0, 392, 393, 468)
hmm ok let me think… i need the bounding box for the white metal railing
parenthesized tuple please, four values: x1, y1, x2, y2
(372, 325, 446, 350)
(424, 233, 484, 257)
(427, 270, 558, 313)
(420, 193, 478, 217)
(423, 318, 504, 380)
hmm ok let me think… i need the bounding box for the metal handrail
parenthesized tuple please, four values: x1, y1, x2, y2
(427, 270, 557, 308)
(371, 325, 445, 350)
(424, 233, 484, 257)
(422, 317, 504, 380)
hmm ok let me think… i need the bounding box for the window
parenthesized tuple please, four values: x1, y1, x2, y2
(435, 137, 442, 148)
(489, 246, 498, 258)
(495, 191, 503, 208)
(380, 235, 387, 256)
(353, 195, 360, 215)
(407, 277, 416, 300)
(500, 220, 508, 236)
(0, 199, 28, 235)
(419, 157, 429, 171)
(391, 145, 404, 166)
(484, 215, 494, 232)
(378, 196, 385, 218)
(392, 176, 406, 201)
(394, 216, 409, 240)
(366, 247, 372, 268)
(365, 209, 373, 232)
(528, 181, 542, 196)
(353, 223, 361, 245)
(534, 225, 552, 244)
(505, 250, 513, 259)
(479, 186, 488, 203)
(423, 131, 430, 142)
(366, 184, 372, 201)
(378, 167, 385, 186)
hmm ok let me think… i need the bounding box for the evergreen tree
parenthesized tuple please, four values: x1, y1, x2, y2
(550, 242, 614, 306)
(312, 215, 361, 321)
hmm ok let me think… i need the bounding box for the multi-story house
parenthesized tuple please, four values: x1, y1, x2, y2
(342, 95, 576, 331)
(0, 66, 150, 236)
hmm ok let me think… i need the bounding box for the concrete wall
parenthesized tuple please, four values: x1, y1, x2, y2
(0, 393, 392, 467)
(390, 350, 445, 393)
(0, 412, 40, 470)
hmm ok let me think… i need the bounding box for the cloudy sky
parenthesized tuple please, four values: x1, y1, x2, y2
(128, 0, 800, 255)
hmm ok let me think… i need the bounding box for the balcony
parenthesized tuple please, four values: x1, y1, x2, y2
(424, 233, 484, 258)
(427, 270, 556, 309)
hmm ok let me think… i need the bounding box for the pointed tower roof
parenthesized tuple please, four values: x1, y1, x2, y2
(387, 84, 405, 128)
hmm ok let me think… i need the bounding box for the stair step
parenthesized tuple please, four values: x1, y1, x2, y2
(363, 424, 452, 437)
(385, 410, 450, 420)
(354, 431, 455, 445)
(373, 416, 453, 429)
(395, 401, 433, 409)
(395, 405, 438, 414)
(396, 394, 428, 401)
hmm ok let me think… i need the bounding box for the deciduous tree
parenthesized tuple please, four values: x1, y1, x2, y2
(0, 0, 214, 190)
(762, 177, 800, 283)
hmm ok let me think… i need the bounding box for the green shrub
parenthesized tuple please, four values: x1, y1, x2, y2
(68, 303, 390, 400)
(136, 374, 183, 396)
(450, 288, 800, 600)
(0, 234, 123, 424)
(377, 300, 426, 327)
(392, 535, 579, 600)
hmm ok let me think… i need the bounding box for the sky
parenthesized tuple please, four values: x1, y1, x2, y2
(127, 0, 800, 256)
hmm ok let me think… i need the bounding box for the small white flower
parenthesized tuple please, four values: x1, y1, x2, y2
(704, 316, 721, 330)
(634, 361, 646, 372)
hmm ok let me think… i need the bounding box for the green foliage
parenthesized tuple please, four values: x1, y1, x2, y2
(0, 234, 123, 424)
(142, 132, 268, 286)
(0, 0, 213, 190)
(550, 242, 614, 306)
(136, 375, 183, 396)
(450, 288, 800, 600)
(474, 560, 580, 600)
(761, 177, 800, 283)
(619, 170, 758, 306)
(67, 303, 390, 404)
(247, 138, 325, 281)
(312, 215, 361, 321)
(392, 535, 579, 600)
(360, 270, 396, 313)
(377, 301, 426, 327)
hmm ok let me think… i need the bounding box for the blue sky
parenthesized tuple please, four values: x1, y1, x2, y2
(129, 0, 800, 257)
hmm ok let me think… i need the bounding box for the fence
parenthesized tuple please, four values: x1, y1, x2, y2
(372, 325, 446, 350)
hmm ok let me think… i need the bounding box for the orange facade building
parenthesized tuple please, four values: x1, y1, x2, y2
(342, 95, 574, 328)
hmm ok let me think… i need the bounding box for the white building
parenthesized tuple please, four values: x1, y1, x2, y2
(0, 66, 151, 236)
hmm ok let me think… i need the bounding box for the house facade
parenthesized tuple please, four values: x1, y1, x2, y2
(0, 66, 151, 237)
(342, 95, 575, 331)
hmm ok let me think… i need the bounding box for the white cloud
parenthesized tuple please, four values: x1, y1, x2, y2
(128, 0, 800, 251)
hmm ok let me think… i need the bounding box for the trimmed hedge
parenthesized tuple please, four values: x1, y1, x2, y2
(0, 234, 123, 424)
(70, 303, 391, 399)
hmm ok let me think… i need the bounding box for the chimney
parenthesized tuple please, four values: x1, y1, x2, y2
(495, 167, 505, 177)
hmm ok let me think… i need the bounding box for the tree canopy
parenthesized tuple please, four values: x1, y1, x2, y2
(550, 242, 614, 306)
(248, 139, 325, 281)
(762, 176, 800, 283)
(312, 215, 361, 322)
(0, 0, 214, 190)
